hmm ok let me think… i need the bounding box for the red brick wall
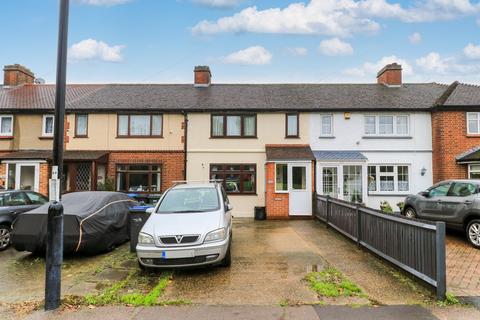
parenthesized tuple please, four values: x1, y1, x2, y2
(265, 162, 289, 219)
(107, 151, 185, 192)
(377, 69, 401, 86)
(39, 163, 50, 196)
(432, 111, 479, 182)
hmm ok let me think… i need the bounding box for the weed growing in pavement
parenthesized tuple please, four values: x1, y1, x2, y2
(305, 268, 364, 298)
(437, 293, 461, 307)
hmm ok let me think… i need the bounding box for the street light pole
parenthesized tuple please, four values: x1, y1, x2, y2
(45, 0, 69, 311)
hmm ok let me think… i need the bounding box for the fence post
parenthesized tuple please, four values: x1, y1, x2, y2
(356, 204, 361, 247)
(326, 195, 330, 228)
(435, 222, 446, 301)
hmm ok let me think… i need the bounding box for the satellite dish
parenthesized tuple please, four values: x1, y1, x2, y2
(34, 78, 45, 84)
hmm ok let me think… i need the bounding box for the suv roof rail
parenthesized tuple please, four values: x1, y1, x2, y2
(172, 180, 223, 187)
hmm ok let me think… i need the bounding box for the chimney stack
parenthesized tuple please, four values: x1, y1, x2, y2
(377, 63, 402, 87)
(194, 66, 211, 87)
(3, 64, 35, 87)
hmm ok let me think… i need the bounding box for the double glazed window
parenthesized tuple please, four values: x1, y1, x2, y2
(286, 114, 299, 137)
(116, 164, 161, 193)
(0, 115, 13, 137)
(211, 114, 256, 138)
(364, 115, 409, 136)
(368, 165, 410, 193)
(469, 164, 480, 179)
(320, 115, 333, 136)
(42, 115, 54, 137)
(75, 114, 88, 137)
(210, 164, 256, 194)
(117, 114, 163, 137)
(467, 113, 480, 134)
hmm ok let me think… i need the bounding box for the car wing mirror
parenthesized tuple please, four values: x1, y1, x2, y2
(419, 191, 430, 198)
(226, 203, 233, 212)
(145, 207, 155, 214)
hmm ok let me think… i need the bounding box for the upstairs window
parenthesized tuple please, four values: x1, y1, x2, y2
(0, 115, 13, 136)
(286, 113, 299, 137)
(75, 114, 88, 137)
(117, 114, 163, 137)
(467, 112, 480, 134)
(320, 114, 333, 136)
(211, 114, 256, 138)
(364, 115, 409, 136)
(42, 115, 54, 137)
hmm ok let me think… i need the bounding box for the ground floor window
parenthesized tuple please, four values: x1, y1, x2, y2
(275, 163, 288, 192)
(210, 164, 256, 194)
(4, 162, 39, 192)
(368, 164, 410, 193)
(116, 164, 161, 193)
(343, 165, 363, 203)
(469, 164, 480, 179)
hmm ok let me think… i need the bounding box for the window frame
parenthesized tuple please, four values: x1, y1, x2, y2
(467, 112, 480, 135)
(275, 163, 289, 193)
(0, 115, 13, 137)
(367, 164, 411, 194)
(209, 163, 257, 195)
(116, 114, 164, 138)
(75, 114, 89, 138)
(285, 113, 299, 138)
(468, 164, 480, 179)
(363, 114, 410, 137)
(115, 164, 162, 193)
(41, 114, 54, 137)
(210, 114, 257, 138)
(319, 114, 333, 137)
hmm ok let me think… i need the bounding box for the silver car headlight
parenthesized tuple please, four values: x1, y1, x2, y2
(204, 228, 227, 243)
(138, 232, 155, 245)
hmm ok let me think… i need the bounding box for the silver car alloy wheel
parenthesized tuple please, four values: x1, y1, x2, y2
(469, 222, 480, 246)
(0, 227, 10, 249)
(405, 208, 416, 218)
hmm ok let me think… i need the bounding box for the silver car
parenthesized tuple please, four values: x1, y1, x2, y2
(403, 179, 480, 248)
(136, 181, 233, 269)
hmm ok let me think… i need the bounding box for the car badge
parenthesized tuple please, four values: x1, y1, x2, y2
(175, 235, 184, 243)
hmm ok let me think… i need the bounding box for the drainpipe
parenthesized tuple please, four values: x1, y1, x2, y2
(183, 111, 188, 180)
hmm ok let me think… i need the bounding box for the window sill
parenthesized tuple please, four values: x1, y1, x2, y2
(74, 135, 89, 139)
(362, 136, 412, 139)
(39, 136, 54, 140)
(466, 134, 480, 138)
(0, 136, 13, 139)
(226, 193, 257, 196)
(318, 135, 335, 139)
(285, 136, 300, 139)
(368, 192, 410, 196)
(116, 136, 164, 139)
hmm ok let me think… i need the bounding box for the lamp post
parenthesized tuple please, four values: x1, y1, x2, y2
(45, 0, 69, 311)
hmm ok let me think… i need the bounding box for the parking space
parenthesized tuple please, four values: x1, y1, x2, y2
(446, 230, 480, 297)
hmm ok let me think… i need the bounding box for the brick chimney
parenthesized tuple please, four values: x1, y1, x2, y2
(194, 66, 211, 87)
(377, 63, 402, 87)
(3, 64, 35, 87)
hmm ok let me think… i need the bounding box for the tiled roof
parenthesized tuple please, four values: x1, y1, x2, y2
(456, 146, 480, 163)
(443, 83, 480, 106)
(0, 83, 450, 112)
(265, 145, 314, 161)
(0, 150, 109, 161)
(313, 151, 368, 161)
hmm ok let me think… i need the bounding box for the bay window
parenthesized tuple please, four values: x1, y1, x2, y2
(211, 114, 256, 138)
(368, 165, 410, 193)
(117, 114, 163, 137)
(210, 164, 256, 194)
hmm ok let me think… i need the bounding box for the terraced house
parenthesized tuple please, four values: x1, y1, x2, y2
(2, 63, 480, 219)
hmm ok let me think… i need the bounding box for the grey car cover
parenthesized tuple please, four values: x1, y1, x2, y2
(11, 192, 137, 255)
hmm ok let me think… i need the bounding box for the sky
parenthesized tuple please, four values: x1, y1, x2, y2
(2, 0, 480, 84)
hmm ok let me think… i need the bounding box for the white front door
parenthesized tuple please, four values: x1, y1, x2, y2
(288, 163, 312, 216)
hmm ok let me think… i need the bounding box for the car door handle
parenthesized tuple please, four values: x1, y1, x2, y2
(464, 201, 473, 205)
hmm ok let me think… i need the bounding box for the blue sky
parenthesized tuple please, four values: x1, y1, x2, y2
(2, 0, 480, 84)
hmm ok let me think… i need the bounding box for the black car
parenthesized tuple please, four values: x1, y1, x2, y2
(0, 190, 48, 251)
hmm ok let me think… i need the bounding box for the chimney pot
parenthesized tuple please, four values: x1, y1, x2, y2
(194, 66, 211, 87)
(377, 63, 402, 87)
(3, 64, 35, 87)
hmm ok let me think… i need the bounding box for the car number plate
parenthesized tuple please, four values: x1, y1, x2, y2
(161, 250, 195, 259)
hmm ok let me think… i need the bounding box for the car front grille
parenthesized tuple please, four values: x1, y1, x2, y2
(159, 235, 199, 245)
(142, 255, 217, 266)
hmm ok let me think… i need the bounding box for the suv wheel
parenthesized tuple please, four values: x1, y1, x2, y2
(404, 207, 417, 219)
(0, 225, 11, 251)
(467, 220, 480, 248)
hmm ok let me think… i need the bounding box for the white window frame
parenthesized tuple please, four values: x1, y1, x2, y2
(468, 164, 480, 179)
(42, 114, 54, 137)
(467, 112, 480, 134)
(0, 115, 14, 137)
(367, 164, 411, 195)
(319, 114, 334, 137)
(275, 162, 289, 193)
(363, 114, 410, 137)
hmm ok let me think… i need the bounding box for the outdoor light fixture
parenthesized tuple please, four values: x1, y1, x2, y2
(421, 167, 427, 176)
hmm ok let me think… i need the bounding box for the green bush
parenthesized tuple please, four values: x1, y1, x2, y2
(380, 201, 393, 214)
(97, 177, 115, 191)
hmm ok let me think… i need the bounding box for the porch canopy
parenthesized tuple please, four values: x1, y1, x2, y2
(313, 150, 368, 162)
(265, 145, 315, 161)
(0, 150, 109, 162)
(456, 146, 480, 164)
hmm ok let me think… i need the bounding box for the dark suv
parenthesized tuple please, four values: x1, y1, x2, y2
(403, 180, 480, 248)
(0, 190, 48, 251)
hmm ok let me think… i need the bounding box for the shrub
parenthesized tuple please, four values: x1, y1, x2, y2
(380, 201, 393, 214)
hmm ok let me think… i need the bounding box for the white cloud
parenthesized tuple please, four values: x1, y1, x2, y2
(464, 43, 480, 59)
(192, 0, 243, 8)
(286, 47, 308, 56)
(76, 0, 131, 6)
(409, 32, 422, 44)
(416, 51, 478, 75)
(344, 55, 414, 78)
(318, 38, 353, 56)
(69, 39, 125, 62)
(223, 46, 272, 65)
(192, 0, 480, 37)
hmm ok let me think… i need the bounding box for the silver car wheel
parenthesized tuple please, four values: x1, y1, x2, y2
(0, 227, 11, 250)
(468, 222, 480, 246)
(405, 208, 416, 219)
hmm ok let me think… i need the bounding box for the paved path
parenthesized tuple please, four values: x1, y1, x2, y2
(446, 230, 480, 298)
